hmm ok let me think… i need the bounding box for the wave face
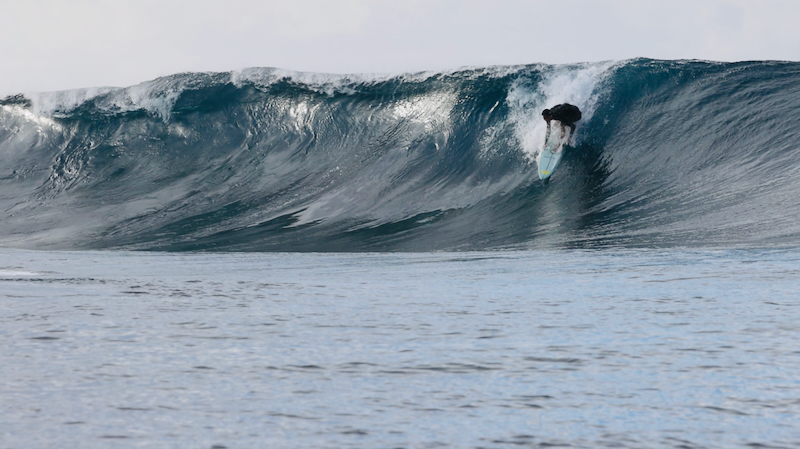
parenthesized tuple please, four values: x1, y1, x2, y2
(1, 59, 800, 251)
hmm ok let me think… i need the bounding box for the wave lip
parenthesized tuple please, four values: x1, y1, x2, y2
(1, 59, 800, 251)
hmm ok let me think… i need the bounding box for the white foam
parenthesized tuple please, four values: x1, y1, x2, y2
(29, 87, 119, 116)
(507, 61, 622, 162)
(0, 270, 39, 276)
(1, 104, 63, 132)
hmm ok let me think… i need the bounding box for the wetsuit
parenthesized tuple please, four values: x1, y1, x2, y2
(549, 104, 582, 129)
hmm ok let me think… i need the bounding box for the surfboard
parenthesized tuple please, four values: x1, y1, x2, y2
(538, 124, 571, 180)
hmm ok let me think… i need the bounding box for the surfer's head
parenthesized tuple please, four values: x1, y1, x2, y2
(542, 109, 552, 122)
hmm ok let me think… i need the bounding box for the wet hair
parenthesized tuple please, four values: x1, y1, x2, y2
(542, 109, 551, 116)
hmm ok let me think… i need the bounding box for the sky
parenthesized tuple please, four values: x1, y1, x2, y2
(2, 0, 799, 96)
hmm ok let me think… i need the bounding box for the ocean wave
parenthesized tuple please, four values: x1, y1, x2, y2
(1, 59, 799, 251)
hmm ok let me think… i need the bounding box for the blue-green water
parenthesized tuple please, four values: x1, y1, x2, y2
(3, 60, 800, 251)
(2, 248, 799, 448)
(3, 58, 800, 448)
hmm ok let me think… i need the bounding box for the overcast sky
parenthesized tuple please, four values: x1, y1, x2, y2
(2, 0, 799, 95)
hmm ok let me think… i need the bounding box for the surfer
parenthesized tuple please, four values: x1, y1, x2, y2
(542, 103, 582, 145)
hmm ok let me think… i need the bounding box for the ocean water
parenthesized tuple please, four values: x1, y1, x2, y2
(2, 59, 800, 447)
(2, 59, 800, 250)
(2, 247, 799, 449)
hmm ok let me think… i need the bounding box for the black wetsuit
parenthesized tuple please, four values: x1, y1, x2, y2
(549, 104, 582, 128)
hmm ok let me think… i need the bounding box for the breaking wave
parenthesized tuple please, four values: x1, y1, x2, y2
(1, 59, 799, 251)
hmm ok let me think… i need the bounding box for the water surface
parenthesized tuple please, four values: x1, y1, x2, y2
(2, 248, 799, 448)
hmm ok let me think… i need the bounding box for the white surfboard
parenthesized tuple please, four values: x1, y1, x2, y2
(538, 123, 571, 180)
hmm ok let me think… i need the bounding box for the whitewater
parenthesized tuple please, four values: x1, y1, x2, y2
(2, 59, 800, 448)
